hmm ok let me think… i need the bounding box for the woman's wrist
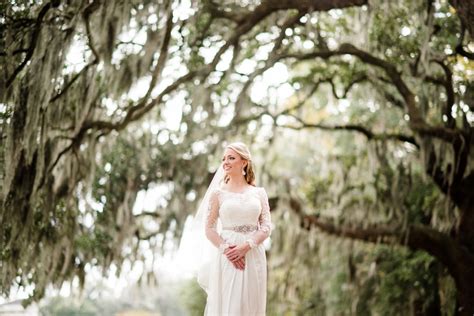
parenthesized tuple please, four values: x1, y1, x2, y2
(219, 242, 230, 253)
(245, 239, 257, 249)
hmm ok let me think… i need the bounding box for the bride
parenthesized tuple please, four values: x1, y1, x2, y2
(192, 142, 272, 316)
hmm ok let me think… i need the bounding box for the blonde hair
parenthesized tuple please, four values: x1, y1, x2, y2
(224, 142, 256, 186)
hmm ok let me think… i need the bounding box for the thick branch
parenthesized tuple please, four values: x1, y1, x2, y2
(82, 70, 199, 133)
(328, 75, 368, 99)
(207, 0, 368, 24)
(205, 1, 249, 24)
(285, 44, 422, 123)
(425, 75, 446, 86)
(290, 197, 471, 284)
(455, 22, 474, 60)
(49, 61, 97, 103)
(259, 0, 368, 11)
(432, 59, 456, 128)
(280, 116, 419, 147)
(206, 1, 275, 71)
(232, 11, 304, 121)
(78, 0, 369, 137)
(207, 0, 368, 72)
(82, 0, 101, 61)
(143, 7, 173, 101)
(48, 1, 101, 102)
(284, 44, 467, 143)
(233, 75, 326, 126)
(455, 44, 474, 60)
(382, 91, 405, 109)
(449, 0, 474, 41)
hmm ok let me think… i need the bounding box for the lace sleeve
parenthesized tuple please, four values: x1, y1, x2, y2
(246, 187, 272, 247)
(258, 187, 272, 234)
(205, 189, 227, 251)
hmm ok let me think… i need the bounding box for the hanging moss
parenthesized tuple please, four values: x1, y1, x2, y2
(1, 0, 472, 312)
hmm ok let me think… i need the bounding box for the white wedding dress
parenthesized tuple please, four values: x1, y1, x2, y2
(199, 186, 272, 316)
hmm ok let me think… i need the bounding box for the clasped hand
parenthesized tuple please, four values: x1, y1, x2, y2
(224, 243, 250, 270)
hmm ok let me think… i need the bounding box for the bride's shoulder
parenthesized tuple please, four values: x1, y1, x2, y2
(209, 187, 223, 197)
(251, 185, 266, 194)
(254, 186, 268, 196)
(214, 184, 227, 193)
(212, 186, 224, 194)
(247, 185, 264, 192)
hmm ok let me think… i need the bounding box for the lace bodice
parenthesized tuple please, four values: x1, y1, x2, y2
(205, 186, 272, 248)
(218, 188, 261, 226)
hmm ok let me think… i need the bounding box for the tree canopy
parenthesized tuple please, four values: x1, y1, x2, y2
(1, 0, 473, 314)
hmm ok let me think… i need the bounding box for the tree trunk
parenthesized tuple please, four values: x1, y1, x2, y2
(450, 171, 474, 314)
(454, 174, 474, 253)
(453, 254, 474, 316)
(449, 0, 474, 40)
(291, 194, 474, 315)
(453, 203, 474, 316)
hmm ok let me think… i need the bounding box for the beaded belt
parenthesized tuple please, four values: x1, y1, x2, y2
(223, 224, 258, 233)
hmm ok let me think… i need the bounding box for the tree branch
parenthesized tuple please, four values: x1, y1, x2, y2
(140, 5, 173, 102)
(289, 196, 470, 282)
(449, 0, 474, 42)
(206, 1, 275, 71)
(453, 12, 474, 59)
(284, 44, 468, 143)
(431, 59, 456, 128)
(205, 1, 248, 24)
(232, 74, 324, 126)
(69, 0, 371, 139)
(280, 115, 419, 147)
(232, 72, 418, 147)
(207, 0, 368, 24)
(455, 43, 474, 60)
(48, 1, 101, 102)
(260, 0, 368, 11)
(82, 0, 101, 61)
(382, 90, 405, 109)
(327, 74, 368, 99)
(49, 61, 97, 103)
(425, 75, 446, 86)
(45, 5, 181, 173)
(206, 0, 367, 73)
(284, 44, 422, 123)
(135, 229, 159, 241)
(82, 70, 199, 133)
(231, 11, 304, 122)
(134, 211, 161, 219)
(280, 84, 322, 115)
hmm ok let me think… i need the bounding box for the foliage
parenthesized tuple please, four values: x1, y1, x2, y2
(180, 279, 207, 316)
(370, 247, 438, 315)
(264, 129, 456, 314)
(39, 296, 158, 316)
(1, 0, 473, 313)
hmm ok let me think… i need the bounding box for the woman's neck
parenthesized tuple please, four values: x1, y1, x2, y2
(226, 176, 248, 188)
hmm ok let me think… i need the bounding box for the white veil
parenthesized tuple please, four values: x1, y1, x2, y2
(177, 163, 225, 291)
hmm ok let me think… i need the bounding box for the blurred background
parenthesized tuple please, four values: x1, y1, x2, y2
(1, 0, 473, 315)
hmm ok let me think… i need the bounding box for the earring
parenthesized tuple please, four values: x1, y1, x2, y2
(242, 168, 246, 176)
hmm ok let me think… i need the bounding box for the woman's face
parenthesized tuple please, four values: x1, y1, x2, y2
(222, 148, 246, 176)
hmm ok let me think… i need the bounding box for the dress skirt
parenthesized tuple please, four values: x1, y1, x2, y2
(202, 230, 267, 316)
